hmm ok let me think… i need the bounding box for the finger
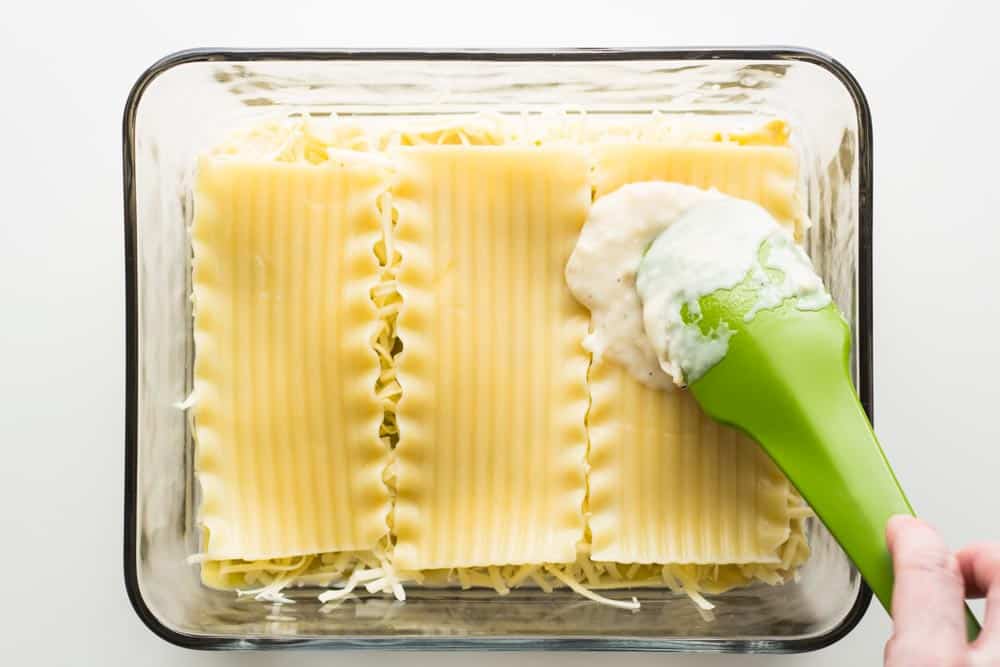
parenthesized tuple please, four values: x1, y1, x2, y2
(957, 543, 1000, 645)
(956, 543, 1000, 598)
(885, 516, 966, 658)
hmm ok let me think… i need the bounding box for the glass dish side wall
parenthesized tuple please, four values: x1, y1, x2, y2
(123, 49, 872, 651)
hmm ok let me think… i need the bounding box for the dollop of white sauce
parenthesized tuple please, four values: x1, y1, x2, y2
(565, 182, 830, 390)
(565, 182, 725, 389)
(637, 198, 830, 385)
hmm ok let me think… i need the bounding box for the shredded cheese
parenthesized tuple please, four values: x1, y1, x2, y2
(544, 565, 640, 612)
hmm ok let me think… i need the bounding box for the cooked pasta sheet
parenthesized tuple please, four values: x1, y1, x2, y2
(587, 135, 810, 585)
(589, 362, 793, 564)
(593, 140, 802, 234)
(391, 146, 590, 571)
(191, 150, 391, 575)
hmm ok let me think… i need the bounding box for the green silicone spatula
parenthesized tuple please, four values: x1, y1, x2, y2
(637, 209, 981, 641)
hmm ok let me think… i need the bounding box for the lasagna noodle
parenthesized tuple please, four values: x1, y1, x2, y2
(588, 360, 791, 564)
(392, 146, 590, 571)
(593, 141, 803, 233)
(192, 154, 390, 567)
(588, 141, 803, 567)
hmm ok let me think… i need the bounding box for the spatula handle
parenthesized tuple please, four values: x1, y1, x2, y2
(691, 305, 980, 640)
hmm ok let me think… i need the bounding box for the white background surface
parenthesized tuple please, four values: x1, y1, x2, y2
(2, 1, 998, 664)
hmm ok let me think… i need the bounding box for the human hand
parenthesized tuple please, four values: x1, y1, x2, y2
(885, 515, 999, 666)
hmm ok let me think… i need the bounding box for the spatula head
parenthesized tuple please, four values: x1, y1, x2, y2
(637, 199, 830, 386)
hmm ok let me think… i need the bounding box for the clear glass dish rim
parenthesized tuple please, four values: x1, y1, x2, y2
(121, 46, 875, 653)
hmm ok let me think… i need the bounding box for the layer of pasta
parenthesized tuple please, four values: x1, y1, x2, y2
(191, 146, 391, 577)
(593, 137, 803, 234)
(586, 130, 809, 587)
(391, 146, 590, 571)
(188, 116, 813, 607)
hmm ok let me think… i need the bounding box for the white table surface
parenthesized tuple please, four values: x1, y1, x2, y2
(3, 0, 997, 664)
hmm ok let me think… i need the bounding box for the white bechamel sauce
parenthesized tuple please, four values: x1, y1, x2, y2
(566, 182, 830, 389)
(637, 198, 830, 385)
(565, 182, 725, 389)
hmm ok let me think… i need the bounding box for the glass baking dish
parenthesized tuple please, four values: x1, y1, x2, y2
(123, 48, 873, 652)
